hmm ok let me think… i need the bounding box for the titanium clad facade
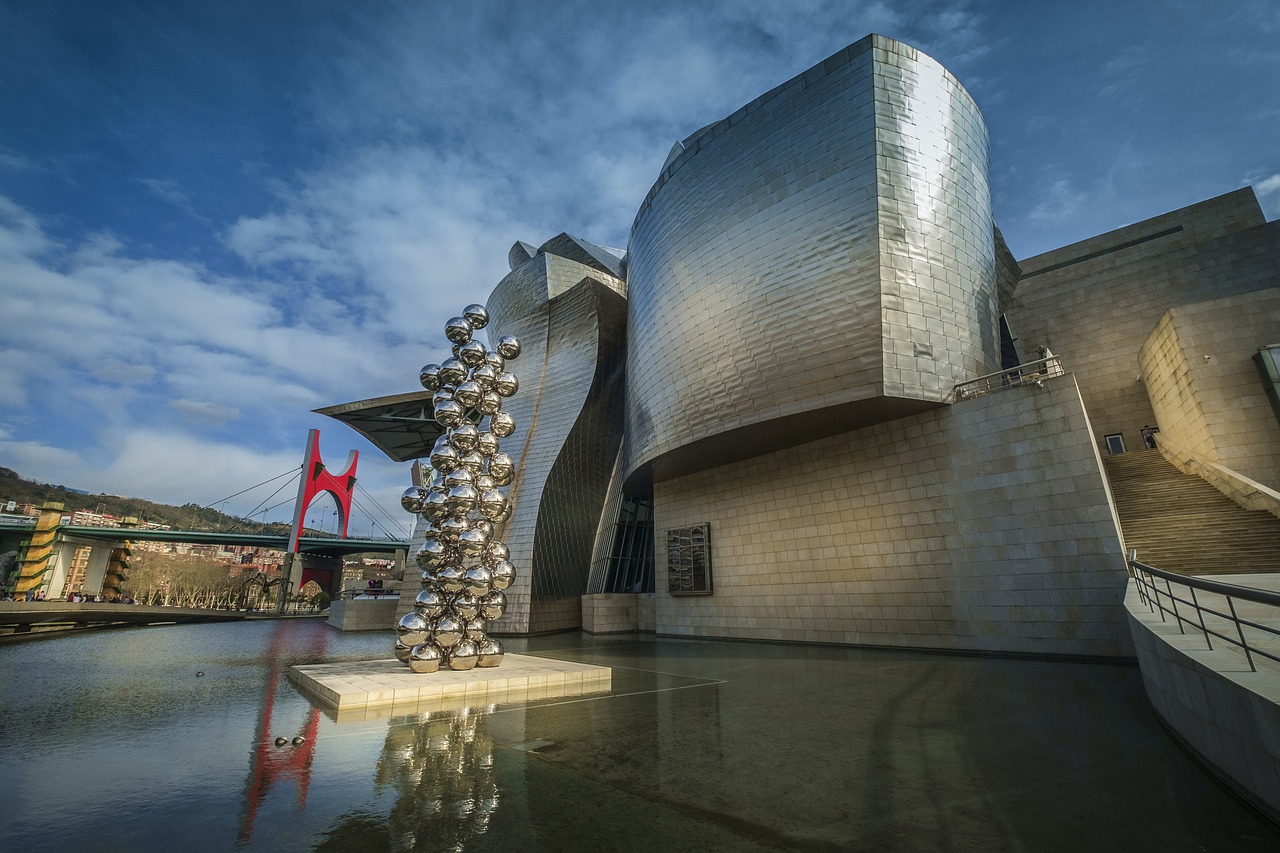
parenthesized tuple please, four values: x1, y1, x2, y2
(481, 239, 627, 633)
(624, 34, 997, 483)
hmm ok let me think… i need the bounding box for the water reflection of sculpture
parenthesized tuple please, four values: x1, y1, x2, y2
(397, 303, 521, 672)
(376, 706, 499, 848)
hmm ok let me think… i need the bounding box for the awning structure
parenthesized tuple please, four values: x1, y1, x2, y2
(314, 391, 442, 462)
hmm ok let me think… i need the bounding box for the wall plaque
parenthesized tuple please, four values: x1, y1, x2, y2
(666, 523, 712, 595)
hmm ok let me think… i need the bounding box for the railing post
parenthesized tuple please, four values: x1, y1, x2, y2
(1164, 577, 1185, 633)
(1226, 597, 1257, 673)
(1188, 587, 1212, 650)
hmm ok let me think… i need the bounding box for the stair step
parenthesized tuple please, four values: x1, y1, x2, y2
(1102, 450, 1280, 577)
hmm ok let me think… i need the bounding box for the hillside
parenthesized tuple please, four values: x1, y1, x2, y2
(0, 466, 291, 535)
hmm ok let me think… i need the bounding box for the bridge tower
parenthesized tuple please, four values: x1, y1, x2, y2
(278, 430, 359, 610)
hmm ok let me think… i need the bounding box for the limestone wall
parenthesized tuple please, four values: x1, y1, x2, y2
(1007, 190, 1277, 458)
(651, 375, 1131, 658)
(1139, 289, 1280, 489)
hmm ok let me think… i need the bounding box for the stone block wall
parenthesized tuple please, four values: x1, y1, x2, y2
(1007, 190, 1278, 458)
(1139, 288, 1280, 489)
(651, 375, 1131, 657)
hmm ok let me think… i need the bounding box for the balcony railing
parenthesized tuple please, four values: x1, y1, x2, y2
(948, 355, 1065, 403)
(1128, 557, 1280, 673)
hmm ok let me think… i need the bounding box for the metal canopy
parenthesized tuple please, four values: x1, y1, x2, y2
(314, 391, 442, 462)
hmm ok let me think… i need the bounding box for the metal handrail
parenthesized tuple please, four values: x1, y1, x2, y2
(948, 355, 1065, 402)
(1128, 557, 1280, 672)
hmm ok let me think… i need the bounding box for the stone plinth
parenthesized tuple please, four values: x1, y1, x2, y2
(327, 595, 400, 631)
(288, 654, 611, 717)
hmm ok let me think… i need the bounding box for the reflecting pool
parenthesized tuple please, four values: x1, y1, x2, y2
(0, 619, 1276, 851)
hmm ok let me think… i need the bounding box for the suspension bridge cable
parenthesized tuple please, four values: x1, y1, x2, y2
(223, 470, 301, 533)
(177, 466, 302, 529)
(205, 466, 302, 507)
(354, 480, 408, 530)
(348, 491, 405, 541)
(348, 495, 401, 541)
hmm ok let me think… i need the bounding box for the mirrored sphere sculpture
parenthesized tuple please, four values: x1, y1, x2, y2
(396, 301, 521, 672)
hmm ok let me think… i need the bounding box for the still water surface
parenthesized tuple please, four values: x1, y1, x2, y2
(0, 619, 1276, 851)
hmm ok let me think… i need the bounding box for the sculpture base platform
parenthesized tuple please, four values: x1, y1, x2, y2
(288, 654, 611, 717)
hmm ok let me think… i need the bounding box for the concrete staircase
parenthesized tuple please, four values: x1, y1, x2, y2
(1102, 448, 1280, 576)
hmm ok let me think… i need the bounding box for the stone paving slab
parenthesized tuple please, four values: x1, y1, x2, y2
(288, 654, 611, 719)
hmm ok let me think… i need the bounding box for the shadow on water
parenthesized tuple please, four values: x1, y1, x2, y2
(0, 624, 1277, 852)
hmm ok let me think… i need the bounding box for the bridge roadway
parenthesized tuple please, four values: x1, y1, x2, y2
(0, 600, 315, 635)
(56, 525, 408, 556)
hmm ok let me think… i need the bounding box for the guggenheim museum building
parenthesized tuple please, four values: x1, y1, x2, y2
(327, 34, 1280, 659)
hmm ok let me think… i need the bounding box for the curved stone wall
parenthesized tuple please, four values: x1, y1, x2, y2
(624, 34, 996, 482)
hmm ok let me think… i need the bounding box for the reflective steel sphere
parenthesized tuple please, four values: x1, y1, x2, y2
(489, 560, 515, 591)
(398, 611, 431, 647)
(409, 642, 442, 673)
(419, 363, 442, 391)
(484, 542, 510, 562)
(457, 527, 488, 557)
(438, 358, 467, 386)
(400, 485, 428, 514)
(434, 615, 464, 647)
(490, 411, 516, 437)
(488, 452, 515, 483)
(479, 589, 507, 620)
(394, 638, 413, 663)
(415, 588, 446, 618)
(430, 443, 460, 473)
(471, 519, 495, 539)
(483, 351, 505, 372)
(423, 489, 450, 521)
(462, 304, 489, 329)
(458, 340, 487, 367)
(453, 380, 482, 410)
(448, 423, 479, 452)
(478, 489, 509, 522)
(474, 474, 496, 493)
(444, 317, 472, 344)
(431, 388, 456, 409)
(439, 517, 469, 541)
(494, 372, 519, 397)
(444, 466, 475, 488)
(452, 592, 481, 620)
(476, 638, 504, 667)
(435, 565, 466, 594)
(476, 432, 500, 457)
(459, 450, 485, 473)
(434, 400, 464, 428)
(470, 363, 497, 390)
(464, 564, 493, 597)
(415, 539, 448, 569)
(496, 335, 522, 359)
(476, 391, 502, 416)
(464, 617, 487, 641)
(445, 483, 479, 514)
(449, 639, 480, 671)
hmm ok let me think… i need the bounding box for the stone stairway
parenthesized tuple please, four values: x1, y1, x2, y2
(1102, 448, 1280, 576)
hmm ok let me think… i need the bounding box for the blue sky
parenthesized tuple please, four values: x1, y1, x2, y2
(1, 0, 1277, 535)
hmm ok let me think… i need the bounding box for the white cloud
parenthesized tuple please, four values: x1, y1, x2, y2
(1028, 177, 1086, 226)
(167, 399, 243, 426)
(1255, 173, 1280, 218)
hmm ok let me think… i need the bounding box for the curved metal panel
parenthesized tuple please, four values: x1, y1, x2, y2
(624, 34, 996, 483)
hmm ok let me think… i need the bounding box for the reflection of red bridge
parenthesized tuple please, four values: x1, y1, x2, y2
(237, 622, 328, 844)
